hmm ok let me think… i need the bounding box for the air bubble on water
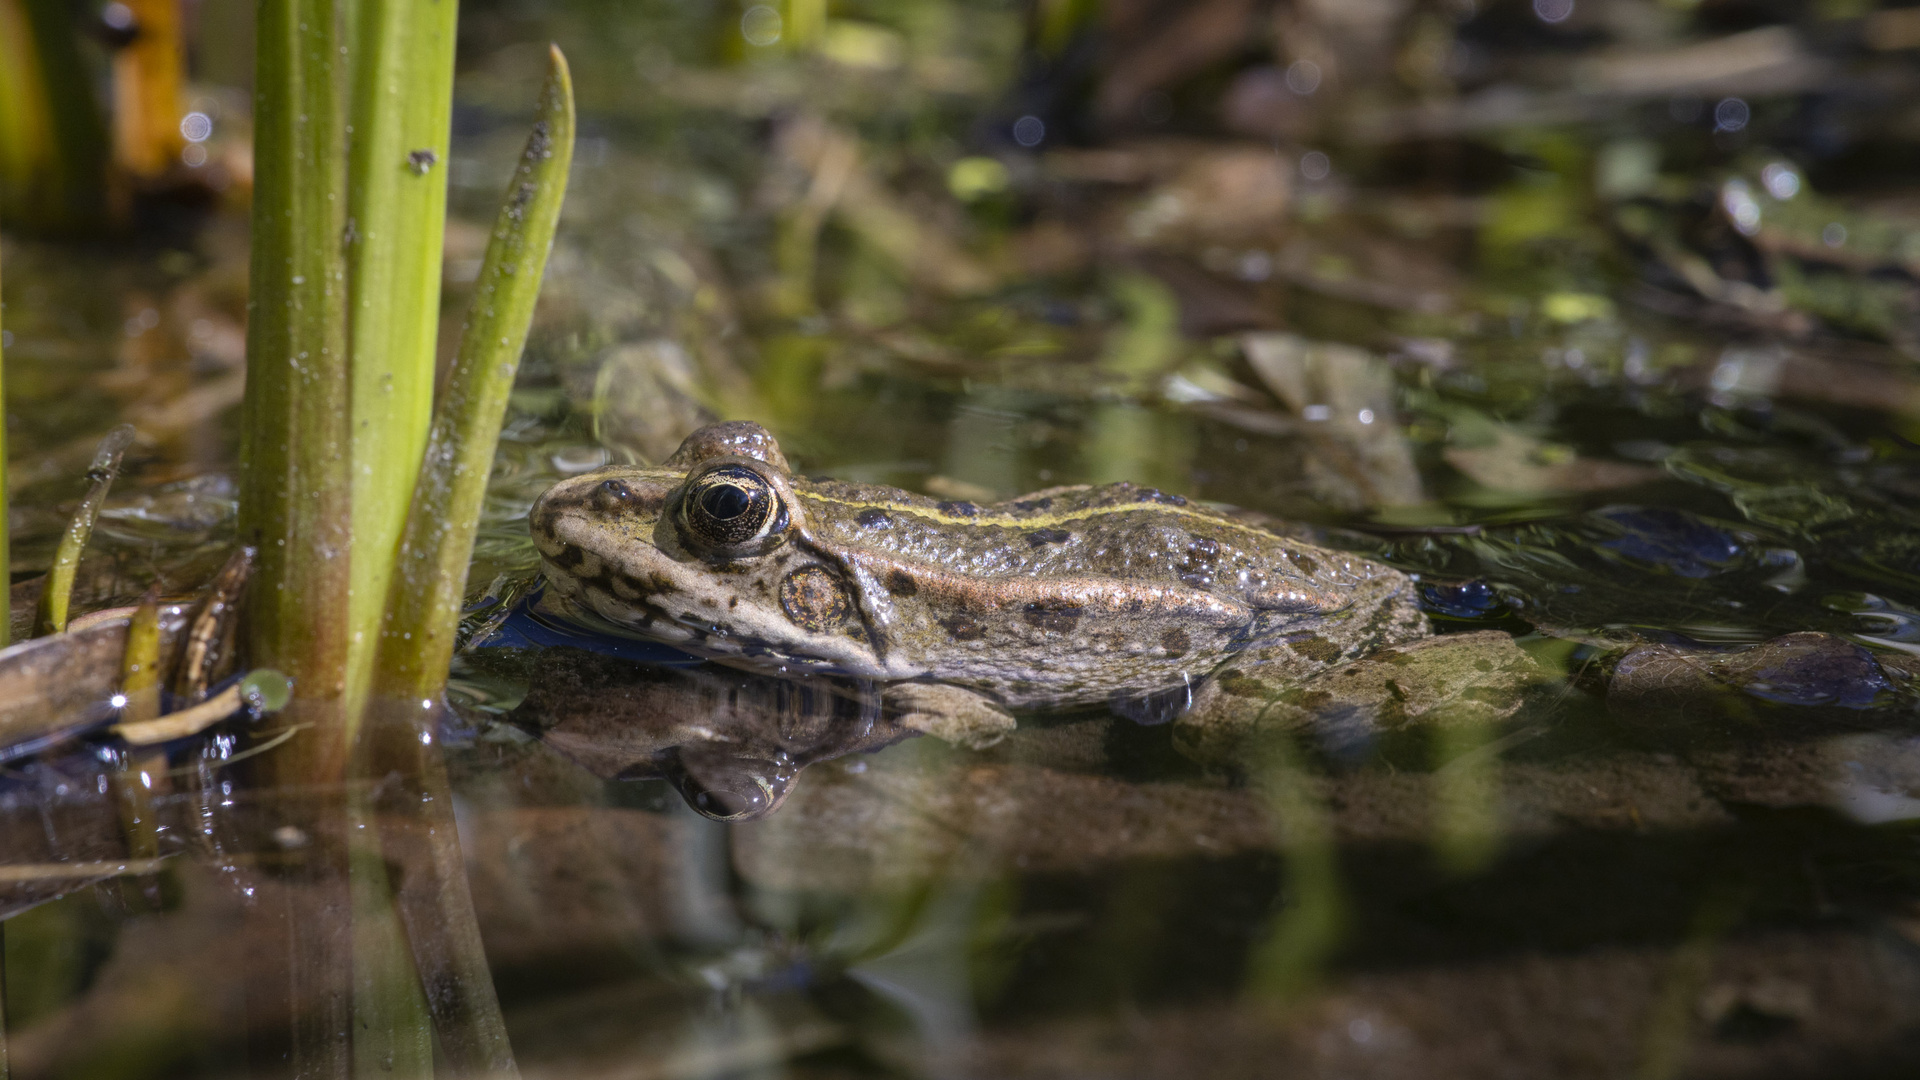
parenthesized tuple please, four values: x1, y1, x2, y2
(1285, 61, 1321, 95)
(1720, 180, 1761, 235)
(1714, 97, 1750, 133)
(1760, 162, 1800, 199)
(740, 5, 782, 46)
(1533, 0, 1573, 23)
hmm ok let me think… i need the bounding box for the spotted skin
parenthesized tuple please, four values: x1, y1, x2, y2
(529, 422, 1429, 726)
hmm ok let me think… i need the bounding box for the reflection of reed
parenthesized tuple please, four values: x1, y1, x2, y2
(1430, 716, 1515, 875)
(1634, 885, 1749, 1080)
(1085, 401, 1196, 494)
(1243, 730, 1343, 999)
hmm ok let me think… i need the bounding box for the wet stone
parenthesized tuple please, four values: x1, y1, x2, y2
(1607, 632, 1920, 735)
(1592, 506, 1746, 578)
(1420, 578, 1506, 621)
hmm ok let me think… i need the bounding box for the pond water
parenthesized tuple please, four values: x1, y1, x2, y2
(5, 1, 1920, 1077)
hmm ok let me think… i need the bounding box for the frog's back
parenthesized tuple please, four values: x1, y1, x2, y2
(791, 477, 1421, 706)
(797, 479, 1374, 606)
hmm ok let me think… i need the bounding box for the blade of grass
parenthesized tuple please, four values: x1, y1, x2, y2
(343, 0, 459, 737)
(365, 47, 574, 1080)
(240, 0, 353, 779)
(32, 424, 135, 637)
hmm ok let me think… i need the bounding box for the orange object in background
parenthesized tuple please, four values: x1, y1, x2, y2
(109, 0, 185, 179)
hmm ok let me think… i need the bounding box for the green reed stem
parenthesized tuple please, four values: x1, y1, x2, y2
(240, 0, 353, 779)
(32, 424, 134, 637)
(373, 45, 573, 704)
(0, 0, 110, 233)
(343, 0, 460, 734)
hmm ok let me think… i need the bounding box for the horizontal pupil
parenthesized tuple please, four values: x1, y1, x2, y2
(700, 483, 755, 520)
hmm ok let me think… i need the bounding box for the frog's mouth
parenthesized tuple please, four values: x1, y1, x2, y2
(539, 559, 872, 678)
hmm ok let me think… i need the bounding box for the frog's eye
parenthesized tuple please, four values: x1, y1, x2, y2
(679, 464, 789, 557)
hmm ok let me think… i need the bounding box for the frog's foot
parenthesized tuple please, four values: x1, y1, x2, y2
(1240, 566, 1432, 675)
(887, 682, 1017, 749)
(1174, 630, 1544, 767)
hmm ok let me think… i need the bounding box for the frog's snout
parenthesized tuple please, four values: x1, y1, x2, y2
(528, 469, 675, 555)
(665, 746, 797, 821)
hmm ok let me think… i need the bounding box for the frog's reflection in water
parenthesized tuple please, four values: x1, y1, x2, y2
(510, 647, 914, 820)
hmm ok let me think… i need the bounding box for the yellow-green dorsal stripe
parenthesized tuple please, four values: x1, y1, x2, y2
(793, 489, 1284, 544)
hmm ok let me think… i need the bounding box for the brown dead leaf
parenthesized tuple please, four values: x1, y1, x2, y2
(1445, 428, 1658, 495)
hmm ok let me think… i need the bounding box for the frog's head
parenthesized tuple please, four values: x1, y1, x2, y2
(529, 422, 885, 676)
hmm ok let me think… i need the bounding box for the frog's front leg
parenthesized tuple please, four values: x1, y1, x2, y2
(887, 681, 1017, 749)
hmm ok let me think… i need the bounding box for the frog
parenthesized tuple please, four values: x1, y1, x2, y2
(527, 421, 1430, 748)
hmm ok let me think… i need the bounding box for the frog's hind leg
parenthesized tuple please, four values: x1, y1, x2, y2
(1239, 568, 1430, 682)
(1174, 569, 1429, 763)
